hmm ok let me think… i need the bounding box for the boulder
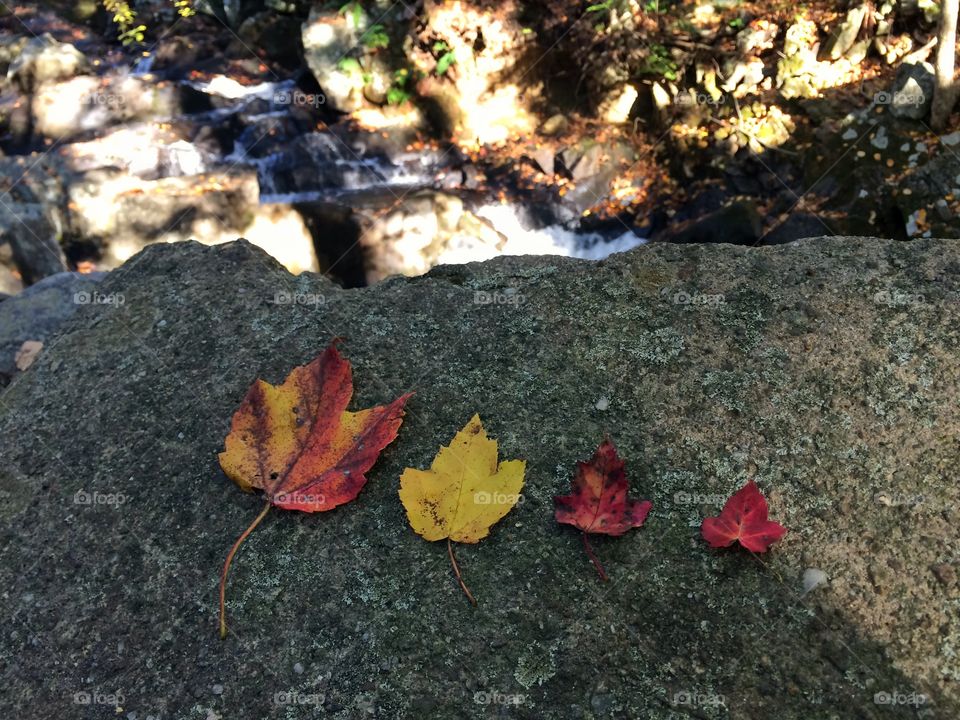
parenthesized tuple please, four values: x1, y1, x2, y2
(888, 62, 934, 120)
(556, 138, 637, 214)
(819, 4, 868, 61)
(68, 170, 319, 274)
(301, 6, 373, 113)
(30, 75, 211, 139)
(0, 237, 958, 718)
(410, 0, 537, 144)
(0, 186, 67, 285)
(0, 270, 104, 381)
(351, 191, 506, 283)
(6, 33, 87, 92)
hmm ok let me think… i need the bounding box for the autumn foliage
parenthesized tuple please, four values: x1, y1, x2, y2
(554, 439, 652, 580)
(399, 414, 525, 604)
(217, 342, 410, 637)
(214, 345, 790, 634)
(701, 480, 787, 553)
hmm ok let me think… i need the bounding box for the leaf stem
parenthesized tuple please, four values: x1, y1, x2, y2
(447, 538, 477, 606)
(582, 532, 608, 581)
(219, 500, 271, 639)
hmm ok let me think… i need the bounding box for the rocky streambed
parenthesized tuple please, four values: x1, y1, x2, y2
(0, 6, 656, 297)
(5, 1, 960, 304)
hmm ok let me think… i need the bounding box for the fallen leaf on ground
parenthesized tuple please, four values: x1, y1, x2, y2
(399, 414, 525, 604)
(15, 340, 43, 371)
(701, 480, 787, 552)
(554, 438, 652, 580)
(217, 340, 411, 637)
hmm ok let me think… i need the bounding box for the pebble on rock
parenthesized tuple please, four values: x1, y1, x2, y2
(802, 568, 828, 594)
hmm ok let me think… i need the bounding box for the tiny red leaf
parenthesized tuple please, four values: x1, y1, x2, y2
(701, 480, 787, 552)
(554, 439, 652, 580)
(555, 439, 652, 535)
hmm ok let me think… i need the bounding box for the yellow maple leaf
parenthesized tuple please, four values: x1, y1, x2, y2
(399, 414, 525, 604)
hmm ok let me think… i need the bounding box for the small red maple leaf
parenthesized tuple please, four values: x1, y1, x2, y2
(701, 480, 787, 552)
(554, 439, 652, 580)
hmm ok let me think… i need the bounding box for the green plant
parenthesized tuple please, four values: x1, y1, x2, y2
(432, 42, 457, 76)
(173, 0, 194, 18)
(338, 1, 364, 28)
(640, 43, 678, 81)
(337, 57, 362, 73)
(102, 0, 145, 44)
(361, 24, 390, 50)
(387, 68, 413, 105)
(586, 0, 616, 12)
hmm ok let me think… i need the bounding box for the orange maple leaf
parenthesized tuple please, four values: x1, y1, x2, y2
(217, 341, 411, 637)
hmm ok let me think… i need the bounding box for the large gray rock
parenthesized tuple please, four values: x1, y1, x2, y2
(1, 238, 959, 718)
(888, 62, 935, 120)
(0, 188, 67, 285)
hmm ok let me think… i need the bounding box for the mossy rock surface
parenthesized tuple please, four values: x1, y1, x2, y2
(1, 237, 958, 719)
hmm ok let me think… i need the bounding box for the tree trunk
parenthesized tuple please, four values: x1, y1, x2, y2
(931, 0, 959, 130)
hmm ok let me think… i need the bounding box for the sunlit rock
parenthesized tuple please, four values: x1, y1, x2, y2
(63, 124, 209, 178)
(721, 57, 765, 97)
(31, 75, 201, 138)
(7, 33, 87, 91)
(357, 191, 506, 282)
(68, 171, 318, 274)
(538, 114, 568, 137)
(412, 0, 538, 146)
(599, 85, 639, 124)
(301, 5, 390, 114)
(820, 4, 867, 61)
